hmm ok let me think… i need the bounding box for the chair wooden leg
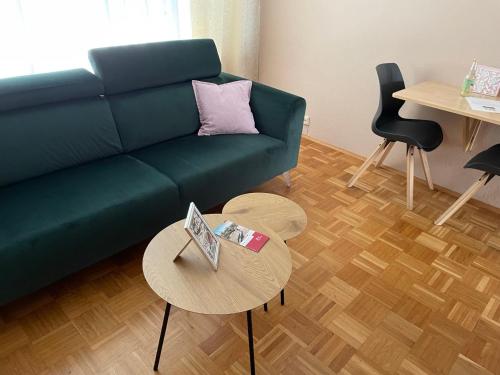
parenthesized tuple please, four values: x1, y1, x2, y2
(374, 141, 395, 167)
(419, 149, 434, 190)
(347, 139, 389, 187)
(434, 173, 491, 225)
(406, 145, 415, 210)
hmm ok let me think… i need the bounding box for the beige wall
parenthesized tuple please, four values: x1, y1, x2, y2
(191, 0, 260, 79)
(259, 0, 500, 207)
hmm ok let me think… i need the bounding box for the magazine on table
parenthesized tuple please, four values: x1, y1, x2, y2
(214, 221, 269, 252)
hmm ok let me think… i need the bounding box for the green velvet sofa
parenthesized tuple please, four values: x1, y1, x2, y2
(0, 39, 306, 305)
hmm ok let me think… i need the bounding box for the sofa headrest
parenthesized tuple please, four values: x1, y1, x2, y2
(0, 69, 104, 112)
(88, 39, 222, 95)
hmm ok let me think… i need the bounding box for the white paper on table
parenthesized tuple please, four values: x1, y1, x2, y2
(466, 97, 500, 113)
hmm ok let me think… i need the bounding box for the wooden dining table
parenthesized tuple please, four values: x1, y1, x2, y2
(393, 81, 500, 152)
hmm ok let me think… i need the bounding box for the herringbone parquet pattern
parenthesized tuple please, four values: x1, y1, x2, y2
(1, 137, 500, 374)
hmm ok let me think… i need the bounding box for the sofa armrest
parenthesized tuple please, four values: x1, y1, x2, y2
(217, 73, 306, 144)
(211, 72, 306, 171)
(251, 82, 306, 145)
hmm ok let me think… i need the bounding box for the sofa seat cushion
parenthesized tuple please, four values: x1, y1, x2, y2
(0, 155, 181, 304)
(131, 134, 287, 211)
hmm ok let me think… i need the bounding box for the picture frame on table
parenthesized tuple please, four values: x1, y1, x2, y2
(473, 64, 500, 97)
(180, 202, 220, 271)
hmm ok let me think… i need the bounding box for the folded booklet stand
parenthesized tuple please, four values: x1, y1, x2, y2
(172, 238, 192, 262)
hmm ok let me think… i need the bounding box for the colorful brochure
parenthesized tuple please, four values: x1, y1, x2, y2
(214, 220, 269, 252)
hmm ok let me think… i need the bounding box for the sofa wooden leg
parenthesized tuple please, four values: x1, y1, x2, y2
(347, 139, 389, 188)
(434, 173, 491, 225)
(283, 171, 291, 188)
(406, 145, 415, 210)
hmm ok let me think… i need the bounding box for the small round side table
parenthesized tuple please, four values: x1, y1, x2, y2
(143, 213, 292, 374)
(222, 192, 307, 241)
(223, 193, 307, 310)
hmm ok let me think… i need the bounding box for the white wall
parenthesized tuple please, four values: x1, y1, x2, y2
(259, 0, 500, 207)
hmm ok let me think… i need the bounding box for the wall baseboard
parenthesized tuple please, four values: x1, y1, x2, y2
(302, 134, 500, 215)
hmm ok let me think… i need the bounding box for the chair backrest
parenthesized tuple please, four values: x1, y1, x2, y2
(372, 63, 405, 131)
(0, 69, 122, 187)
(88, 39, 222, 152)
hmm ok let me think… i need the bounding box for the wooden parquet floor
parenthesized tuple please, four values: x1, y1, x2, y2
(1, 137, 500, 375)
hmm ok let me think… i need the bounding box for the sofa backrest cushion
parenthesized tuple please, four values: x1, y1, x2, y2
(88, 39, 221, 95)
(88, 39, 222, 151)
(0, 69, 122, 187)
(0, 69, 105, 112)
(107, 82, 201, 152)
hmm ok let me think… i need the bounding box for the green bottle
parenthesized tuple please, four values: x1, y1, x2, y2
(461, 60, 477, 97)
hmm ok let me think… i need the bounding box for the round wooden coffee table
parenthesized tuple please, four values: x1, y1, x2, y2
(143, 213, 292, 374)
(222, 193, 307, 241)
(223, 193, 307, 310)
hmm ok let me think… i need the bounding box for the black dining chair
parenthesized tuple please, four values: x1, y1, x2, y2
(347, 63, 443, 210)
(435, 144, 499, 225)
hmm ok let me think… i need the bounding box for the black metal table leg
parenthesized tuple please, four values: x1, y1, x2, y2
(281, 240, 287, 306)
(154, 302, 172, 371)
(246, 310, 256, 375)
(263, 239, 287, 312)
(263, 289, 285, 311)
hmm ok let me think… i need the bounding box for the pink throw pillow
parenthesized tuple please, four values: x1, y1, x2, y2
(192, 80, 258, 136)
